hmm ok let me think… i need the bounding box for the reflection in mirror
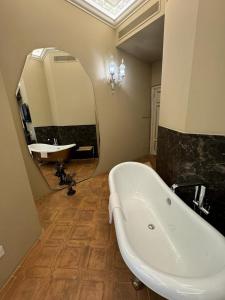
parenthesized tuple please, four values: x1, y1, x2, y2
(16, 48, 99, 189)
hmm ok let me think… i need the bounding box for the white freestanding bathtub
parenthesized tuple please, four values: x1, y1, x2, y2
(28, 143, 76, 162)
(108, 162, 225, 300)
(28, 143, 76, 154)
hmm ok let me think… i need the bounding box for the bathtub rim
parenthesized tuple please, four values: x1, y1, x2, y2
(28, 143, 76, 153)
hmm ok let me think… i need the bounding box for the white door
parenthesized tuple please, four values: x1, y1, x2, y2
(150, 85, 161, 155)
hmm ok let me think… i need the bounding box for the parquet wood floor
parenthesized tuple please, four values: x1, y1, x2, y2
(0, 164, 165, 300)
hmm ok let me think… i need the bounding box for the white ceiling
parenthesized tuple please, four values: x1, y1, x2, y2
(66, 0, 146, 25)
(118, 16, 164, 64)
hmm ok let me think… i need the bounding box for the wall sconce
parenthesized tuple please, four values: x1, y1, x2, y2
(108, 57, 126, 91)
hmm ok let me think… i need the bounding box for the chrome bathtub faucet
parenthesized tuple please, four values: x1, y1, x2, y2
(171, 183, 210, 215)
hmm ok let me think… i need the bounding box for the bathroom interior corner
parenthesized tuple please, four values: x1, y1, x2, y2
(0, 0, 225, 299)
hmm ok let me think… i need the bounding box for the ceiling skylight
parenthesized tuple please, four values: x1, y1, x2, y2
(67, 0, 145, 25)
(32, 48, 45, 59)
(83, 0, 136, 19)
(31, 48, 56, 60)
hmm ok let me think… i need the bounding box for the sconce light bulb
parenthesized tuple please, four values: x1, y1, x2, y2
(107, 57, 126, 90)
(109, 60, 116, 75)
(119, 58, 126, 79)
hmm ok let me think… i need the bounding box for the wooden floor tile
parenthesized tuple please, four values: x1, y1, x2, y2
(93, 223, 110, 245)
(48, 224, 72, 240)
(88, 248, 107, 271)
(52, 268, 78, 280)
(113, 282, 142, 300)
(34, 246, 60, 268)
(45, 278, 79, 300)
(112, 249, 127, 270)
(70, 225, 94, 240)
(25, 267, 52, 278)
(77, 281, 104, 300)
(56, 208, 77, 222)
(76, 209, 95, 224)
(56, 246, 86, 269)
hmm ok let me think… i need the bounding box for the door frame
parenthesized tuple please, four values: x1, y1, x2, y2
(150, 85, 161, 155)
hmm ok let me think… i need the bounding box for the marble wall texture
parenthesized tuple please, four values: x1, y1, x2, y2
(157, 126, 225, 235)
(34, 125, 98, 158)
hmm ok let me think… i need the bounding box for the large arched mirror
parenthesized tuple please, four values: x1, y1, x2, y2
(16, 48, 99, 189)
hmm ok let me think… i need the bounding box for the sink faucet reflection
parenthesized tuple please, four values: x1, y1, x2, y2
(47, 137, 58, 145)
(53, 138, 58, 145)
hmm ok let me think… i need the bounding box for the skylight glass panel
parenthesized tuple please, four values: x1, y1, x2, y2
(83, 0, 136, 19)
(31, 48, 45, 59)
(31, 48, 56, 60)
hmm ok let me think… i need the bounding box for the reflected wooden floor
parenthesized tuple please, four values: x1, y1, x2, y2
(40, 159, 99, 189)
(0, 160, 165, 300)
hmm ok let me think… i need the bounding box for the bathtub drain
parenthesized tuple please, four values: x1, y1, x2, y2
(148, 224, 155, 230)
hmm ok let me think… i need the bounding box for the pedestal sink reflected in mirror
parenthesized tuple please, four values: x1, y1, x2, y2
(16, 48, 99, 189)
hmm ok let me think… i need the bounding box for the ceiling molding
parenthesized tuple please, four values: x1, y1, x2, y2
(65, 0, 148, 27)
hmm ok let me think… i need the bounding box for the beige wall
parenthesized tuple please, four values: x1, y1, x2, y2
(43, 51, 96, 126)
(160, 0, 199, 132)
(20, 55, 53, 127)
(151, 60, 162, 87)
(160, 0, 225, 135)
(0, 70, 41, 288)
(21, 50, 96, 127)
(0, 0, 151, 197)
(186, 0, 225, 135)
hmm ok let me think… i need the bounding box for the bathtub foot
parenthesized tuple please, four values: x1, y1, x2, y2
(132, 277, 144, 290)
(59, 173, 67, 185)
(55, 163, 65, 178)
(55, 162, 61, 177)
(66, 174, 76, 196)
(67, 186, 76, 196)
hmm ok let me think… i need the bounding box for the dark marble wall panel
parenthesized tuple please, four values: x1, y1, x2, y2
(57, 125, 98, 157)
(35, 126, 59, 144)
(157, 126, 225, 235)
(34, 125, 98, 158)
